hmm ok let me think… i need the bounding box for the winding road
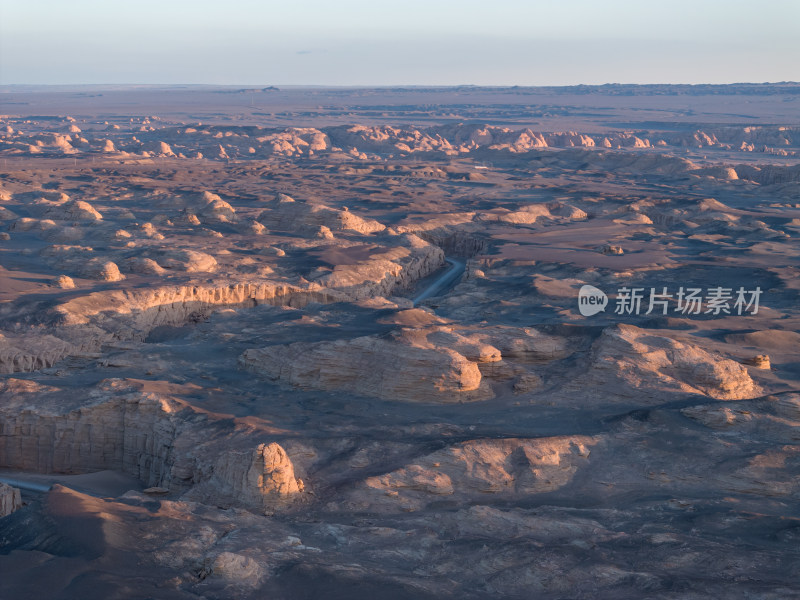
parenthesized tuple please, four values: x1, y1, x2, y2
(412, 258, 465, 306)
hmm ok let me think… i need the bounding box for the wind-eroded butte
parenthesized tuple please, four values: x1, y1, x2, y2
(542, 324, 762, 405)
(0, 377, 308, 515)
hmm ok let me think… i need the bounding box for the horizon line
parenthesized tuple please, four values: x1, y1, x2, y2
(2, 81, 799, 89)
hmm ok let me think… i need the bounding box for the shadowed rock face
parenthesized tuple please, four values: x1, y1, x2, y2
(1, 85, 800, 599)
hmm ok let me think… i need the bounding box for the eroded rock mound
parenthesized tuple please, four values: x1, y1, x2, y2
(585, 324, 760, 400)
(52, 274, 76, 289)
(159, 249, 218, 272)
(185, 442, 303, 514)
(257, 194, 385, 235)
(195, 191, 237, 223)
(345, 436, 597, 512)
(240, 333, 486, 403)
(81, 259, 125, 281)
(43, 199, 103, 221)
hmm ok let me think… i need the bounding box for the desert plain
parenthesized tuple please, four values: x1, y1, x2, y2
(0, 84, 799, 598)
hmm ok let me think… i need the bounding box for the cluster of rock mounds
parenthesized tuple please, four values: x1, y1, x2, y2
(2, 119, 797, 160)
(239, 310, 575, 403)
(239, 313, 758, 406)
(0, 204, 449, 373)
(255, 192, 385, 236)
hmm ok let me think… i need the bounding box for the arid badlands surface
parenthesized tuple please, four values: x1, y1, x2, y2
(1, 84, 799, 599)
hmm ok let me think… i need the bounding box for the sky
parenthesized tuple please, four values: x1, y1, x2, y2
(1, 0, 798, 86)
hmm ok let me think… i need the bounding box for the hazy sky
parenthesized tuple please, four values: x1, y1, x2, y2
(1, 0, 798, 85)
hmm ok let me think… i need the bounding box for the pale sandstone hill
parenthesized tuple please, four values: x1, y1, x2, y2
(257, 194, 385, 235)
(194, 191, 237, 223)
(183, 442, 304, 513)
(80, 259, 125, 281)
(240, 333, 487, 403)
(158, 248, 218, 272)
(42, 199, 103, 221)
(580, 324, 760, 401)
(341, 436, 597, 512)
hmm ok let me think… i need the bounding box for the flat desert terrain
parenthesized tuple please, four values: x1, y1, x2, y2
(1, 84, 799, 599)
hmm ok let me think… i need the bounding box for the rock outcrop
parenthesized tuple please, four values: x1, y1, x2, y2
(0, 378, 305, 514)
(0, 482, 22, 517)
(0, 333, 75, 373)
(257, 194, 385, 235)
(240, 333, 487, 403)
(42, 199, 103, 221)
(582, 324, 761, 401)
(80, 259, 125, 281)
(342, 436, 597, 512)
(185, 443, 303, 514)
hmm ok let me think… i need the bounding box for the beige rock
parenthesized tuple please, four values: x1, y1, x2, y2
(257, 245, 285, 257)
(159, 249, 217, 273)
(598, 244, 624, 255)
(257, 195, 385, 234)
(81, 259, 125, 281)
(52, 274, 76, 289)
(356, 436, 597, 511)
(0, 482, 22, 517)
(208, 551, 265, 585)
(197, 191, 237, 223)
(140, 222, 165, 240)
(240, 333, 487, 403)
(315, 225, 334, 239)
(127, 257, 167, 275)
(744, 354, 771, 370)
(43, 199, 103, 221)
(143, 141, 175, 156)
(240, 219, 266, 235)
(178, 441, 305, 515)
(583, 324, 760, 401)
